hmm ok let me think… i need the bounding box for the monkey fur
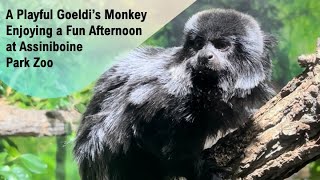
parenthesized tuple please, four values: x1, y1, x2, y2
(74, 9, 276, 180)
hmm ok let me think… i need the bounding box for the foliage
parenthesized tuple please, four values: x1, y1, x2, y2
(0, 135, 80, 180)
(310, 161, 320, 180)
(0, 81, 93, 111)
(0, 139, 47, 180)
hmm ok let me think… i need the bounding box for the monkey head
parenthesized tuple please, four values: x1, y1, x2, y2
(181, 9, 275, 99)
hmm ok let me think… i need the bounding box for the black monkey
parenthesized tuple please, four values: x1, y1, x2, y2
(74, 9, 276, 180)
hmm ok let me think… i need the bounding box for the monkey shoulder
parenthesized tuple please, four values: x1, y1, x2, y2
(97, 46, 180, 84)
(96, 46, 191, 104)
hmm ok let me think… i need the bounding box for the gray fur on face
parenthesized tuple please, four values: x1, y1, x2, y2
(74, 9, 276, 180)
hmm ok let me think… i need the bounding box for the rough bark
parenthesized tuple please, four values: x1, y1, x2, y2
(0, 102, 80, 136)
(205, 39, 320, 179)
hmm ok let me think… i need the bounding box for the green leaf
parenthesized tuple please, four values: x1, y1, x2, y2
(11, 166, 30, 180)
(0, 152, 8, 164)
(19, 154, 47, 174)
(0, 166, 17, 180)
(1, 140, 20, 158)
(0, 85, 4, 95)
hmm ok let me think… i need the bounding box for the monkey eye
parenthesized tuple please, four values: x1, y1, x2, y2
(212, 39, 231, 51)
(193, 37, 204, 49)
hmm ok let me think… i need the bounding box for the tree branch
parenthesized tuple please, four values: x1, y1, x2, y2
(206, 38, 320, 179)
(0, 102, 80, 136)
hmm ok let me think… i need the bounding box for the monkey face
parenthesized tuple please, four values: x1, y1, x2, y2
(188, 37, 235, 72)
(183, 9, 274, 93)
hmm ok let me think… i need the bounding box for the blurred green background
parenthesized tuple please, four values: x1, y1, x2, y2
(1, 0, 320, 179)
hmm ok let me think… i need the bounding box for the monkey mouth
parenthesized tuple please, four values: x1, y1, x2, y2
(191, 58, 227, 73)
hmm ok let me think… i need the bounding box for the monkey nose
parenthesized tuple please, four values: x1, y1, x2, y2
(198, 52, 215, 65)
(206, 53, 214, 60)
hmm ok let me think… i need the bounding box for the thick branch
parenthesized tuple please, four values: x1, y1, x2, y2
(206, 39, 320, 179)
(0, 102, 80, 136)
